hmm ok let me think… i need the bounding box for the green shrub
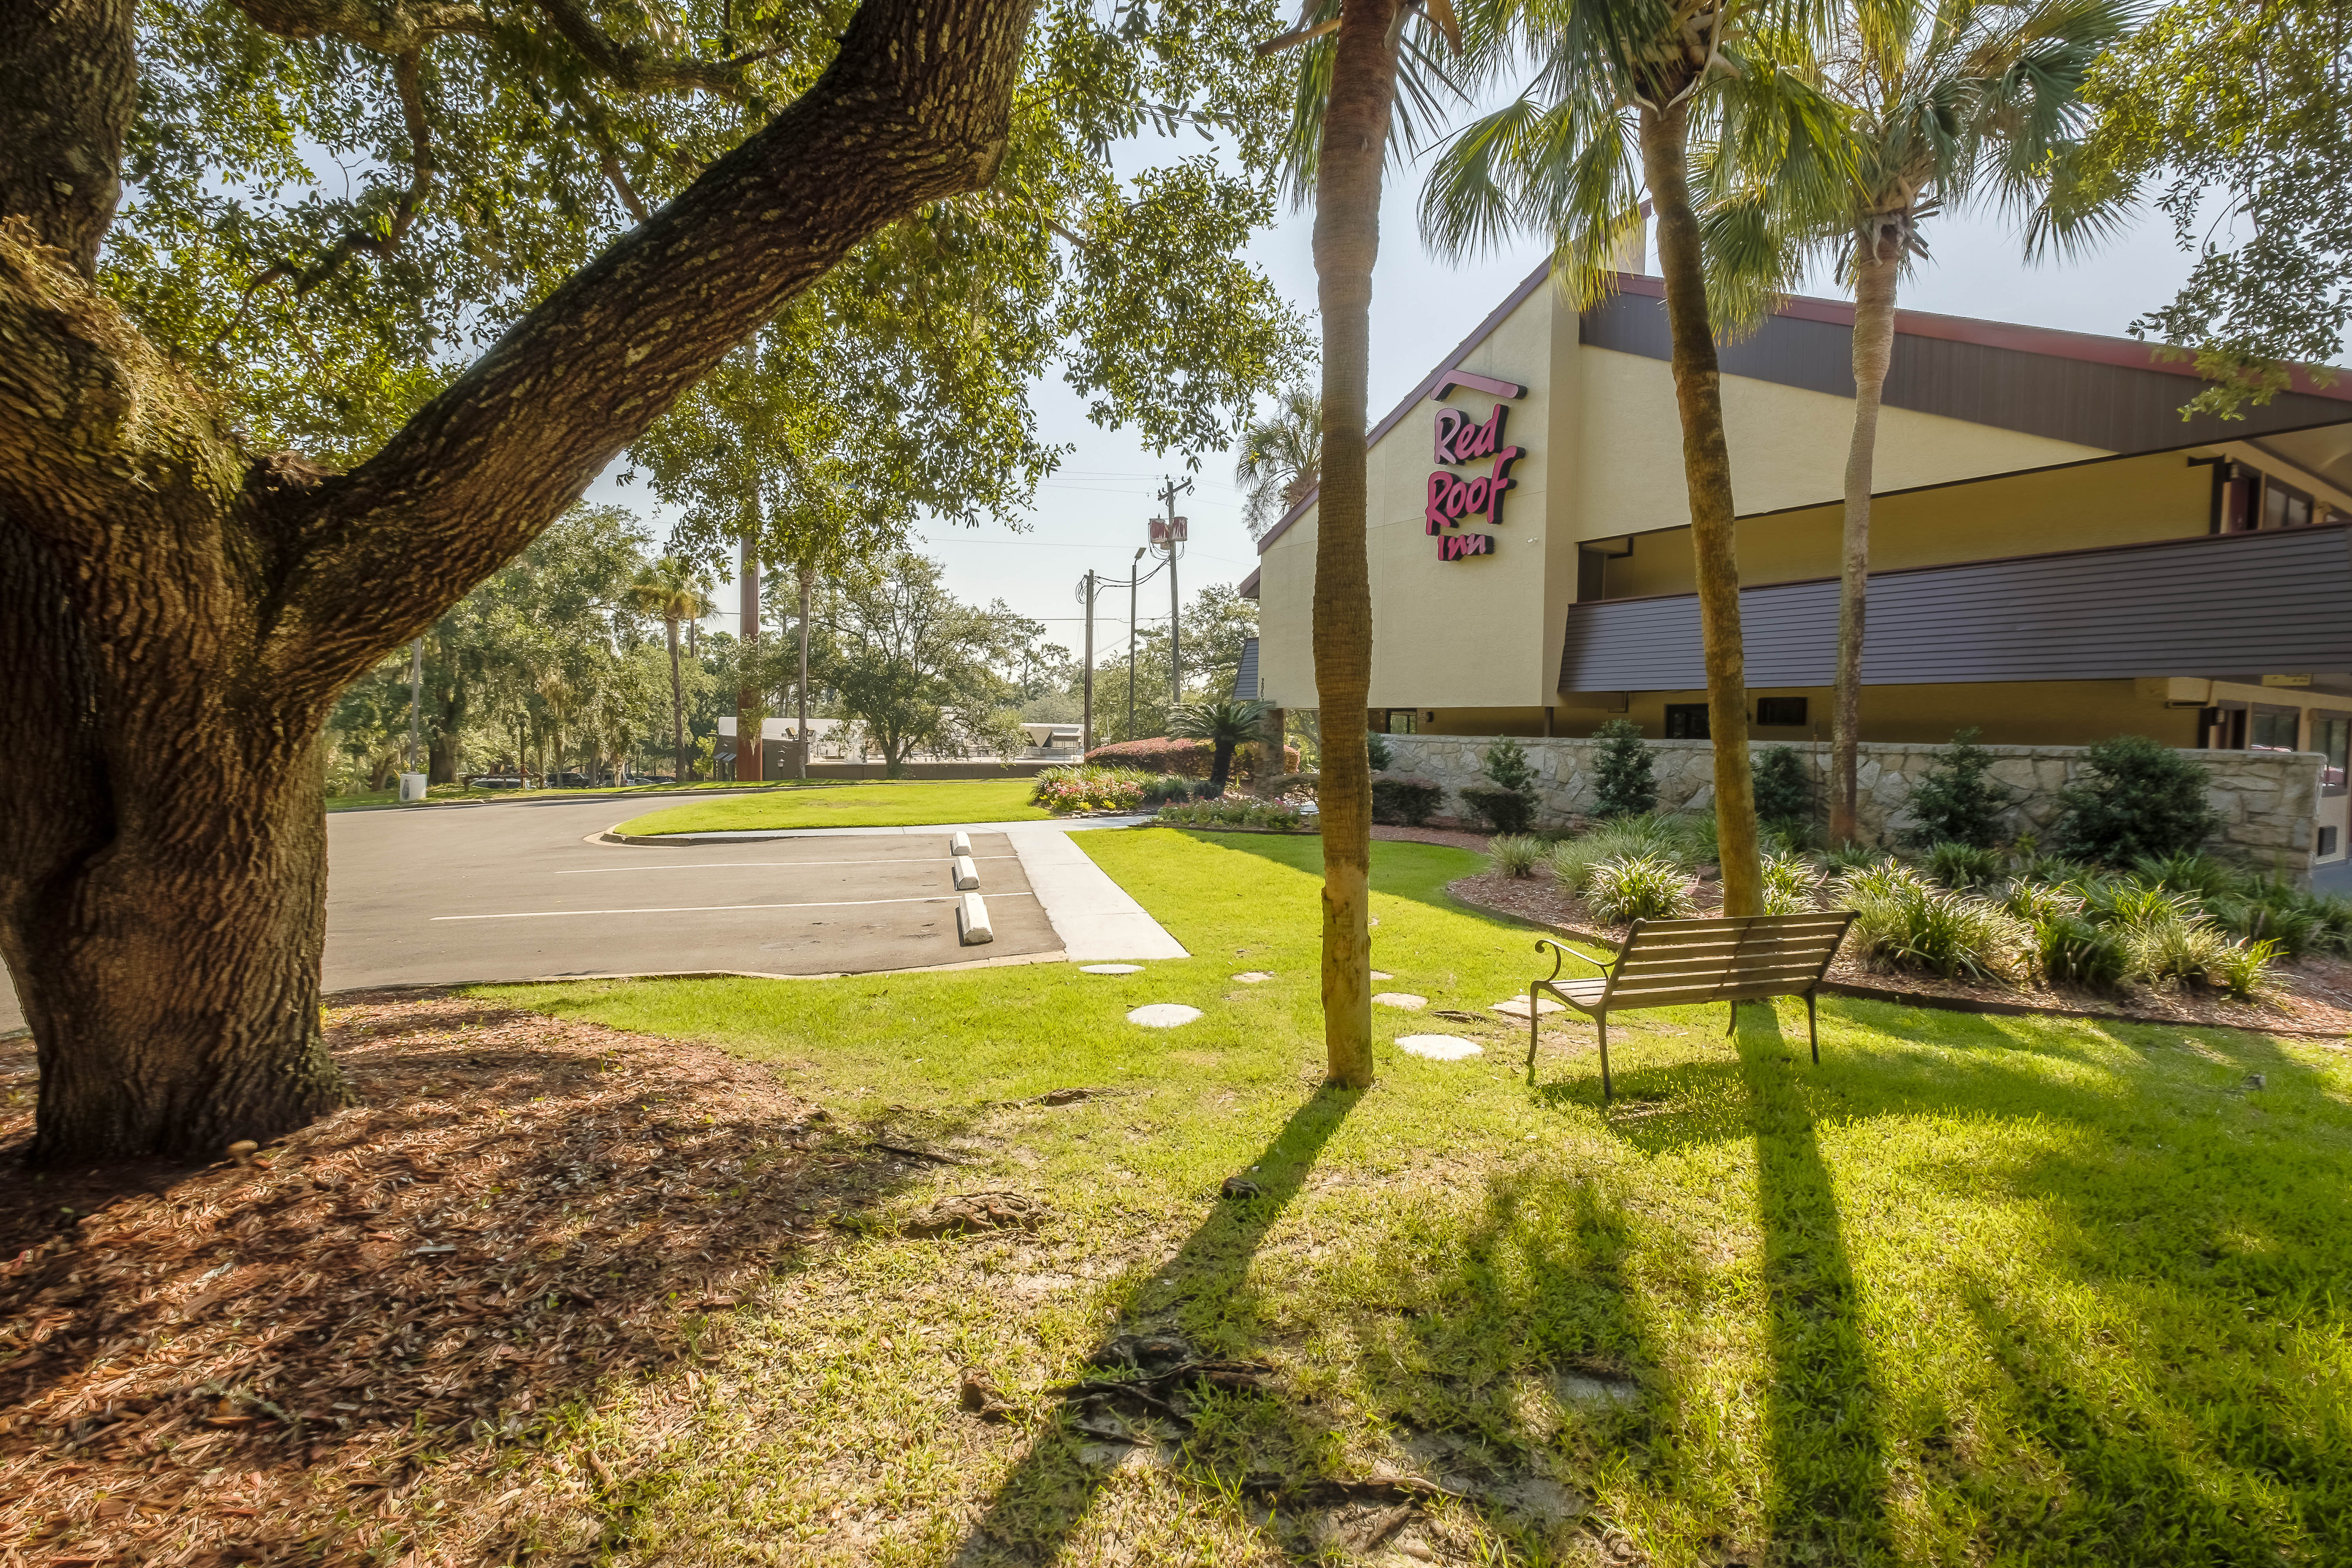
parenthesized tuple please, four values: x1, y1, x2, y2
(2034, 913, 2130, 989)
(1925, 840, 2007, 891)
(1673, 811, 1724, 868)
(2208, 880, 2327, 958)
(1762, 817, 1819, 854)
(1156, 799, 1306, 831)
(1818, 843, 1893, 876)
(1489, 835, 1546, 878)
(1904, 728, 2012, 849)
(2205, 937, 2284, 1000)
(2309, 893, 2352, 956)
(1752, 745, 1812, 828)
(1461, 783, 1538, 835)
(1483, 736, 1538, 793)
(1760, 850, 1820, 916)
(2082, 877, 2205, 935)
(2013, 851, 2094, 886)
(1590, 719, 1657, 818)
(2131, 850, 2248, 902)
(1366, 731, 1394, 771)
(2054, 734, 2220, 864)
(1837, 862, 2031, 983)
(1370, 775, 1443, 827)
(1586, 854, 1697, 924)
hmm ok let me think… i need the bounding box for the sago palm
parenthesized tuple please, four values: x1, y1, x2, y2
(1708, 0, 2129, 844)
(1422, 0, 1850, 916)
(1236, 385, 1325, 538)
(1171, 699, 1274, 795)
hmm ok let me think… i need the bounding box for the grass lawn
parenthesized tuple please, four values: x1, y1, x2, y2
(323, 781, 483, 811)
(477, 828, 2352, 1566)
(613, 777, 1052, 834)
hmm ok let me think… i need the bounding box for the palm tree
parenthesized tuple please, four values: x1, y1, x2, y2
(1710, 0, 2126, 843)
(1171, 699, 1274, 795)
(1261, 0, 1461, 1089)
(1236, 385, 1325, 538)
(629, 557, 707, 782)
(1422, 0, 1850, 916)
(534, 668, 577, 785)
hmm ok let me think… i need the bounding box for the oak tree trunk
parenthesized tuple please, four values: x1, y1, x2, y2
(0, 0, 1037, 1164)
(1310, 0, 1402, 1089)
(1640, 101, 1762, 916)
(1829, 249, 1899, 846)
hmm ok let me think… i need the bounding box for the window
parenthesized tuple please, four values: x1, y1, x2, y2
(2249, 707, 2301, 751)
(2323, 826, 2342, 858)
(2320, 715, 2350, 795)
(1384, 709, 1418, 735)
(1664, 703, 1710, 739)
(1755, 696, 1808, 727)
(2265, 479, 2315, 530)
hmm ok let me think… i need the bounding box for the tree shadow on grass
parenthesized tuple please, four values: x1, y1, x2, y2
(1539, 996, 2352, 1564)
(950, 1085, 1363, 1564)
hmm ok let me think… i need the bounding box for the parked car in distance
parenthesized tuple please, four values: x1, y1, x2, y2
(468, 775, 525, 790)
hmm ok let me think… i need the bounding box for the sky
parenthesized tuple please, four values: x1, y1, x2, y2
(596, 144, 2212, 663)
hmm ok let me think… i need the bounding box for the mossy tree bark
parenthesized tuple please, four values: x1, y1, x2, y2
(1309, 0, 1401, 1089)
(1829, 247, 1899, 846)
(0, 0, 1036, 1164)
(1639, 99, 1762, 916)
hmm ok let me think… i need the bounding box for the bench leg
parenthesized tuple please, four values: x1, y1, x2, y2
(1597, 1013, 1612, 1103)
(1526, 983, 1539, 1085)
(1726, 1000, 1739, 1037)
(1807, 990, 1820, 1066)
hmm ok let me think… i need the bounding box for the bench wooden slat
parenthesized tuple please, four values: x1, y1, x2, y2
(1626, 916, 1851, 937)
(1617, 940, 1845, 970)
(1611, 965, 1835, 995)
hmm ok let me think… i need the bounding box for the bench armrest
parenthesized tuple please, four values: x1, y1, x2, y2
(1536, 936, 1613, 985)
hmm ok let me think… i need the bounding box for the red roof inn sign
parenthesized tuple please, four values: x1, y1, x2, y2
(1425, 368, 1526, 561)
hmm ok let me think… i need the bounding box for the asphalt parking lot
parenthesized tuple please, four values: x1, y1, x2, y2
(0, 794, 1068, 1033)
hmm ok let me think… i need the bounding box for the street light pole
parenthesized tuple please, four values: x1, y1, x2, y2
(1077, 570, 1098, 756)
(1126, 546, 1144, 741)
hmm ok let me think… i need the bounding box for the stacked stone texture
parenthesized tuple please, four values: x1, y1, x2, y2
(1383, 736, 2320, 877)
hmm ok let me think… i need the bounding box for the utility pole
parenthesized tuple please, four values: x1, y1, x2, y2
(797, 566, 813, 781)
(1153, 476, 1191, 708)
(737, 532, 762, 782)
(1076, 569, 1098, 755)
(407, 638, 422, 775)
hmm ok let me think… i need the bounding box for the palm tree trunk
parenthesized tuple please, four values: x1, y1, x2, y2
(1310, 0, 1402, 1088)
(1640, 100, 1763, 917)
(666, 617, 686, 781)
(1830, 247, 1899, 846)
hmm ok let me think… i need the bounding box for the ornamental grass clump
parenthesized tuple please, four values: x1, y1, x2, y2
(2034, 913, 2131, 990)
(1760, 850, 1820, 916)
(1837, 862, 2031, 984)
(1585, 853, 1697, 924)
(1925, 840, 2008, 891)
(1488, 835, 1546, 878)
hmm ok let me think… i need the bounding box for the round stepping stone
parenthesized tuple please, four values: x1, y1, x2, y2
(1081, 964, 1142, 975)
(1370, 970, 1394, 981)
(1491, 996, 1564, 1017)
(1373, 992, 1427, 1010)
(1127, 1004, 1201, 1028)
(1232, 971, 1274, 983)
(1397, 1034, 1483, 1060)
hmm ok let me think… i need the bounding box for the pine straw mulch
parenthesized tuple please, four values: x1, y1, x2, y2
(1450, 869, 2352, 1038)
(0, 990, 909, 1568)
(1370, 825, 1495, 853)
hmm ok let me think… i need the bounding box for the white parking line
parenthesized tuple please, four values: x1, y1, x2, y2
(555, 857, 1020, 874)
(434, 893, 1038, 921)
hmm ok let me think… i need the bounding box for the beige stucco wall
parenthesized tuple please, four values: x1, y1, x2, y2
(1602, 449, 2212, 598)
(1253, 270, 2128, 715)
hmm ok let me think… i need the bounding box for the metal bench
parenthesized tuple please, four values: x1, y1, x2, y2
(1527, 912, 1857, 1098)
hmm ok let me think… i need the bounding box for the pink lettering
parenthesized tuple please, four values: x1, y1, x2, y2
(1444, 477, 1468, 518)
(1433, 407, 1468, 465)
(1425, 472, 1452, 532)
(1462, 404, 1507, 461)
(1484, 446, 1524, 526)
(1437, 531, 1496, 561)
(1465, 476, 1491, 514)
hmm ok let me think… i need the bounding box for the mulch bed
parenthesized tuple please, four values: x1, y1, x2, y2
(1372, 825, 1495, 852)
(1451, 869, 2352, 1037)
(0, 991, 893, 1567)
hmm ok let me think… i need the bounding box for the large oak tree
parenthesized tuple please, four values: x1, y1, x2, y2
(0, 0, 1287, 1164)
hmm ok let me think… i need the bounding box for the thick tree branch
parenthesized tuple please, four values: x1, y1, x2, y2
(267, 0, 1037, 700)
(230, 0, 492, 52)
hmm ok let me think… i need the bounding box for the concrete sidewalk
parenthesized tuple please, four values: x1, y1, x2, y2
(1003, 827, 1189, 962)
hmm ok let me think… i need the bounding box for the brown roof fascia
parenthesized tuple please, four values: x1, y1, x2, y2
(1606, 273, 2352, 399)
(1579, 518, 2352, 608)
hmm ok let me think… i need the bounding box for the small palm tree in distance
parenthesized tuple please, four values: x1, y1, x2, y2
(628, 556, 709, 783)
(1171, 699, 1274, 797)
(1236, 385, 1324, 539)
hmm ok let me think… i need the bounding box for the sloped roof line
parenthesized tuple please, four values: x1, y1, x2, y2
(1254, 262, 2352, 557)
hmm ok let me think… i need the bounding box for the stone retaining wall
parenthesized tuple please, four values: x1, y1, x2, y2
(1381, 735, 2321, 877)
